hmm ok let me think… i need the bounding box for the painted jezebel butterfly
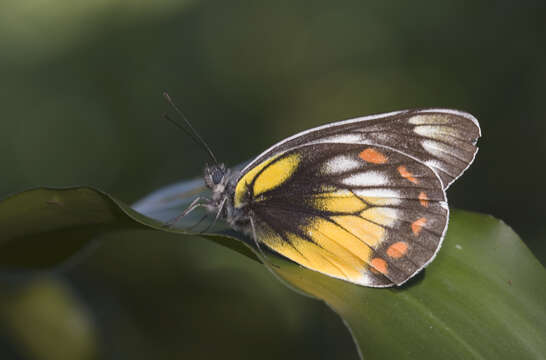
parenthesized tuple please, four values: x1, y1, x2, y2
(175, 106, 480, 287)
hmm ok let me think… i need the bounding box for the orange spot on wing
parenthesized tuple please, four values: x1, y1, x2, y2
(387, 241, 409, 259)
(398, 165, 419, 184)
(359, 148, 388, 164)
(411, 217, 427, 235)
(370, 257, 388, 275)
(418, 192, 429, 207)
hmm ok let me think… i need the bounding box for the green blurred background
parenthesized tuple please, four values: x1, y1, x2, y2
(1, 1, 544, 359)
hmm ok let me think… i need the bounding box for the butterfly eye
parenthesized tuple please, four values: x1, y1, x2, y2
(211, 168, 223, 184)
(204, 164, 226, 188)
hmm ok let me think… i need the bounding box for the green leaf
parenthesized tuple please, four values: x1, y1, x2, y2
(1, 180, 545, 359)
(0, 277, 99, 360)
(0, 187, 156, 269)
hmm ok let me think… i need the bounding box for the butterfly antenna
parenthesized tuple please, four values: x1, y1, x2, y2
(162, 113, 200, 149)
(162, 92, 218, 164)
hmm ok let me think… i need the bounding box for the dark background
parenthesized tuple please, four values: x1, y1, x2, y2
(1, 1, 544, 359)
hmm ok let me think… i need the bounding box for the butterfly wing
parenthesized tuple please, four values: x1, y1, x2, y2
(234, 143, 449, 287)
(240, 109, 481, 189)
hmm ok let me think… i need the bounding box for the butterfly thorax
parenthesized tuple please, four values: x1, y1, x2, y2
(203, 163, 251, 234)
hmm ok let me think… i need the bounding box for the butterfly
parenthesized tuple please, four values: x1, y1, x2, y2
(169, 101, 481, 287)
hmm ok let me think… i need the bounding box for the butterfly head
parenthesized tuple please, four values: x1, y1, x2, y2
(204, 163, 228, 190)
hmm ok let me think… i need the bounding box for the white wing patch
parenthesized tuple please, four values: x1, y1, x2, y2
(322, 155, 362, 175)
(317, 133, 363, 144)
(422, 140, 464, 162)
(353, 188, 402, 205)
(415, 125, 471, 143)
(425, 160, 443, 171)
(413, 125, 435, 137)
(341, 171, 388, 187)
(409, 114, 451, 125)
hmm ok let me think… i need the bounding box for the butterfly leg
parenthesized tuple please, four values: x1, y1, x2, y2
(187, 213, 209, 232)
(163, 196, 209, 229)
(200, 197, 227, 233)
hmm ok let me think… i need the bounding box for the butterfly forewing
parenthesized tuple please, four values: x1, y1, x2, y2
(241, 109, 480, 189)
(235, 143, 449, 287)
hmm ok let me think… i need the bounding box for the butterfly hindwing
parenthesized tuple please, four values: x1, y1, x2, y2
(234, 143, 448, 287)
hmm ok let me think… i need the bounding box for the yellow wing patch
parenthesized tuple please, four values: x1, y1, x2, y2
(360, 207, 397, 227)
(312, 190, 367, 213)
(331, 215, 385, 248)
(259, 219, 374, 283)
(234, 155, 278, 207)
(234, 152, 300, 208)
(253, 153, 300, 196)
(285, 233, 363, 280)
(309, 218, 373, 263)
